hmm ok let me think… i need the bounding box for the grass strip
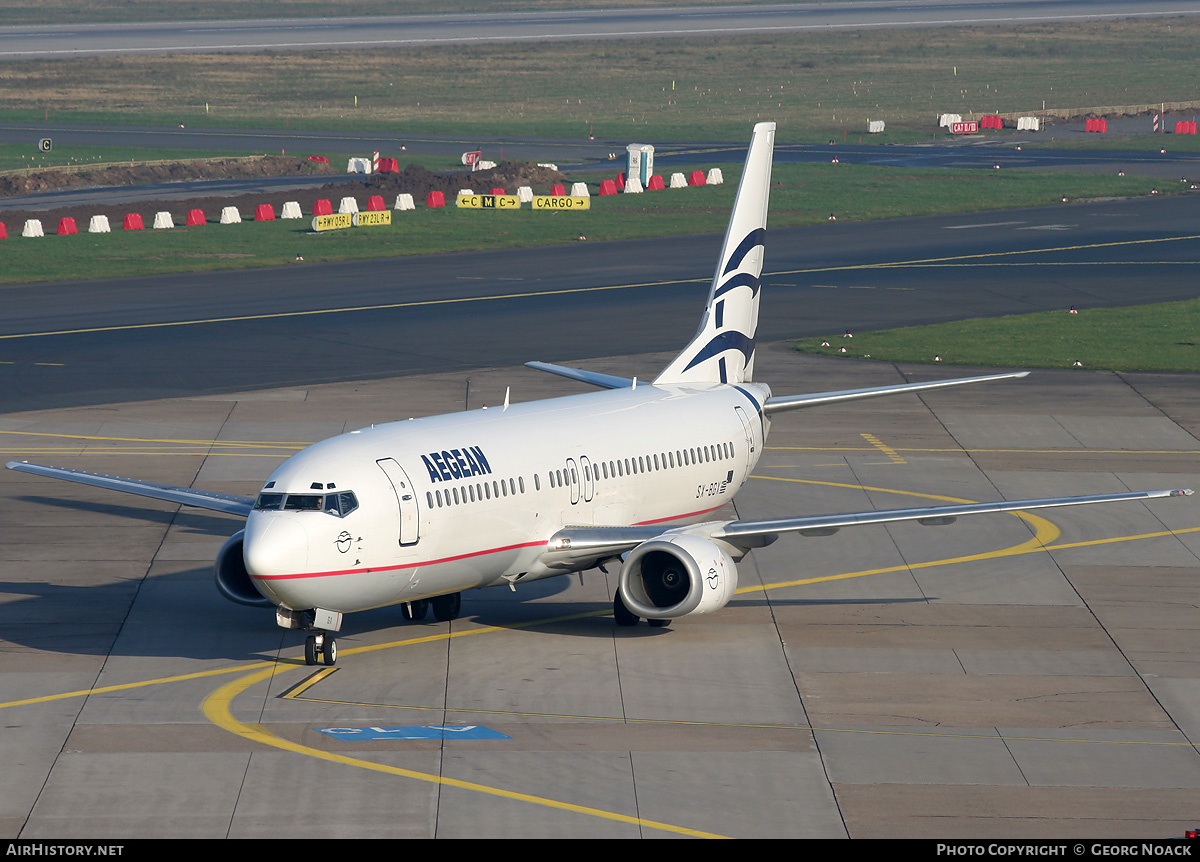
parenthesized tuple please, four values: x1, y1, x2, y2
(795, 299, 1200, 373)
(0, 162, 1173, 285)
(4, 19, 1200, 144)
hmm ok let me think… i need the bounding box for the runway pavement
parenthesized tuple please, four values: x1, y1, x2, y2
(0, 343, 1197, 838)
(4, 2, 1198, 59)
(2, 192, 1199, 414)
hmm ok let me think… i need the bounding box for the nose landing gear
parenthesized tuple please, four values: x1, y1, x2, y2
(304, 632, 337, 666)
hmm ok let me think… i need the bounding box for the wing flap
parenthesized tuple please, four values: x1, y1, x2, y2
(6, 461, 255, 516)
(717, 488, 1192, 542)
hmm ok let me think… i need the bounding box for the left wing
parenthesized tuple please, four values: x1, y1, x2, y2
(6, 461, 255, 517)
(541, 488, 1193, 568)
(764, 371, 1029, 415)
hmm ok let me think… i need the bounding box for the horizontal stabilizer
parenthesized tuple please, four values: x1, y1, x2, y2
(6, 461, 255, 516)
(525, 361, 633, 390)
(763, 371, 1029, 415)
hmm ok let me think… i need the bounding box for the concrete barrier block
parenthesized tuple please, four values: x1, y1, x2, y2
(706, 168, 724, 185)
(647, 175, 664, 191)
(219, 206, 241, 224)
(688, 170, 707, 186)
(599, 180, 617, 196)
(88, 215, 111, 233)
(152, 211, 174, 229)
(22, 219, 44, 237)
(122, 213, 144, 230)
(570, 182, 590, 196)
(551, 184, 566, 196)
(457, 189, 474, 197)
(395, 193, 415, 210)
(477, 160, 496, 170)
(57, 217, 78, 235)
(313, 199, 332, 216)
(0, 222, 7, 239)
(670, 172, 687, 188)
(254, 204, 275, 222)
(367, 195, 385, 211)
(338, 197, 358, 214)
(624, 177, 644, 194)
(185, 209, 205, 226)
(426, 190, 445, 208)
(281, 201, 303, 219)
(346, 157, 371, 173)
(517, 186, 533, 202)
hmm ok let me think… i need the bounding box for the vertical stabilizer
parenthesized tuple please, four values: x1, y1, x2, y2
(654, 122, 775, 385)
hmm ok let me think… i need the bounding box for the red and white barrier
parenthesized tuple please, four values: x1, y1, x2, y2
(254, 204, 275, 221)
(281, 201, 302, 219)
(185, 209, 205, 226)
(88, 215, 111, 233)
(57, 217, 77, 235)
(153, 212, 174, 229)
(395, 193, 415, 210)
(122, 213, 143, 230)
(219, 206, 241, 224)
(338, 197, 358, 214)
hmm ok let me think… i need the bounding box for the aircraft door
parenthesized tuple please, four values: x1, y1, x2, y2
(376, 458, 420, 546)
(580, 455, 594, 502)
(565, 457, 580, 505)
(734, 406, 757, 474)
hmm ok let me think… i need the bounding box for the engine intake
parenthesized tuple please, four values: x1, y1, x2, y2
(214, 530, 274, 607)
(618, 534, 737, 619)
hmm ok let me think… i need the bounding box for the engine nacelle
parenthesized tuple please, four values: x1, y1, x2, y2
(214, 530, 274, 607)
(618, 534, 738, 620)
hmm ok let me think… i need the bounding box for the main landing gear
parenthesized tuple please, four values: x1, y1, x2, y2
(613, 591, 670, 628)
(402, 593, 462, 623)
(304, 631, 337, 666)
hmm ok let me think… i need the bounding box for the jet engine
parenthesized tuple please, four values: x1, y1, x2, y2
(214, 530, 274, 607)
(618, 534, 737, 620)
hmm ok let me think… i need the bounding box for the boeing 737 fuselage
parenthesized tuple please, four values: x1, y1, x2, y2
(8, 123, 1192, 666)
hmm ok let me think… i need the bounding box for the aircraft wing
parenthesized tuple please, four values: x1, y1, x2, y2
(542, 488, 1192, 566)
(6, 461, 255, 517)
(763, 371, 1029, 415)
(524, 361, 633, 390)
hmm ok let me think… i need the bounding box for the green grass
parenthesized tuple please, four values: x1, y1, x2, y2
(4, 19, 1199, 143)
(796, 300, 1200, 373)
(0, 162, 1175, 284)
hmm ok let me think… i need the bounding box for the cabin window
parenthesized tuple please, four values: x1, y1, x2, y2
(519, 477, 525, 493)
(426, 492, 434, 508)
(469, 485, 476, 502)
(534, 474, 540, 491)
(602, 462, 609, 480)
(653, 454, 660, 471)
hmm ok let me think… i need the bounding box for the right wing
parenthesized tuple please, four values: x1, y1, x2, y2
(6, 461, 255, 517)
(539, 488, 1193, 570)
(524, 361, 633, 390)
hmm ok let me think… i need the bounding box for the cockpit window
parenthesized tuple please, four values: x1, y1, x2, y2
(333, 491, 359, 516)
(253, 493, 285, 510)
(255, 490, 359, 516)
(284, 494, 323, 511)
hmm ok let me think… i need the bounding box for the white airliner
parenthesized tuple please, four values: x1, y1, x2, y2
(7, 122, 1192, 666)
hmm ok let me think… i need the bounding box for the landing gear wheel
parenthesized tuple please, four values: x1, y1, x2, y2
(431, 592, 462, 622)
(613, 591, 639, 627)
(304, 635, 318, 666)
(322, 637, 337, 666)
(402, 599, 429, 621)
(648, 618, 670, 628)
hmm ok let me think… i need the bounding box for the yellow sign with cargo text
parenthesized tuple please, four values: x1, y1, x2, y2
(531, 196, 590, 211)
(456, 194, 521, 210)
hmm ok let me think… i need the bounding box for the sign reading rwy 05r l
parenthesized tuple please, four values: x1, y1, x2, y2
(456, 194, 521, 209)
(532, 196, 590, 210)
(312, 211, 393, 231)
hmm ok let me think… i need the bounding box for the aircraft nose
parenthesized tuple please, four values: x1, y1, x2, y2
(243, 515, 309, 577)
